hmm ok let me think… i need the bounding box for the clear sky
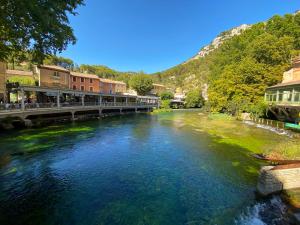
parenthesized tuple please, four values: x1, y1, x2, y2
(60, 0, 300, 73)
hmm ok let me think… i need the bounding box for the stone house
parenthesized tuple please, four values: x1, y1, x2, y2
(150, 83, 166, 95)
(99, 78, 126, 94)
(70, 72, 100, 93)
(282, 58, 300, 83)
(114, 80, 127, 94)
(36, 65, 70, 89)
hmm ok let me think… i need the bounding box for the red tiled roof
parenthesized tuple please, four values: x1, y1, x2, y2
(153, 83, 165, 87)
(70, 71, 99, 79)
(267, 80, 300, 89)
(6, 69, 33, 76)
(38, 65, 70, 73)
(99, 78, 126, 85)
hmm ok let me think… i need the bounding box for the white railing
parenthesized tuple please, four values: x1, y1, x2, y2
(0, 102, 158, 112)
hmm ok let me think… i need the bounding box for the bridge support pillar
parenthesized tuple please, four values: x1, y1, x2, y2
(71, 111, 75, 121)
(99, 96, 102, 106)
(57, 91, 60, 108)
(81, 95, 85, 107)
(21, 88, 25, 111)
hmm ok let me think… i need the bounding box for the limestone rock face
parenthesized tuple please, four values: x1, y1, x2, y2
(189, 24, 251, 61)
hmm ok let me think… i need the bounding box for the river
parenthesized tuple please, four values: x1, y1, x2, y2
(0, 111, 292, 225)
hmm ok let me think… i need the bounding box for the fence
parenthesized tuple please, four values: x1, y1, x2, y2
(251, 117, 286, 130)
(0, 102, 158, 112)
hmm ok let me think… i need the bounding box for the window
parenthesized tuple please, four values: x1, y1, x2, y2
(73, 85, 77, 90)
(81, 86, 84, 91)
(54, 71, 60, 77)
(90, 79, 93, 84)
(73, 76, 76, 82)
(89, 87, 93, 92)
(81, 78, 84, 83)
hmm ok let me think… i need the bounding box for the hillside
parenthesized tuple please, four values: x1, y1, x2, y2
(153, 12, 300, 115)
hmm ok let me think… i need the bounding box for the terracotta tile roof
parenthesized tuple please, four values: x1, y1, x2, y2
(99, 78, 126, 85)
(153, 83, 165, 87)
(267, 80, 300, 89)
(6, 69, 33, 76)
(70, 71, 99, 79)
(39, 65, 70, 73)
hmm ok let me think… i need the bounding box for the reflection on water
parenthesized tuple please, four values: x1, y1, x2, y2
(0, 112, 289, 225)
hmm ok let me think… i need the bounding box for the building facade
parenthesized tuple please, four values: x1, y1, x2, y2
(150, 83, 166, 95)
(265, 57, 300, 123)
(282, 58, 300, 83)
(37, 65, 70, 89)
(70, 72, 100, 93)
(114, 81, 127, 94)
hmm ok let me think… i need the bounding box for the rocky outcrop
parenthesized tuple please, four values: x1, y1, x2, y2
(189, 24, 251, 61)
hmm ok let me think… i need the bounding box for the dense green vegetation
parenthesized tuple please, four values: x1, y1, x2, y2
(155, 13, 300, 115)
(7, 76, 36, 86)
(128, 74, 154, 95)
(185, 89, 204, 108)
(0, 0, 84, 63)
(159, 91, 174, 100)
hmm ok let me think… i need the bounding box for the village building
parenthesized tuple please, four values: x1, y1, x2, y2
(99, 78, 126, 94)
(114, 80, 127, 94)
(265, 57, 300, 123)
(36, 65, 70, 89)
(150, 83, 166, 95)
(70, 72, 100, 93)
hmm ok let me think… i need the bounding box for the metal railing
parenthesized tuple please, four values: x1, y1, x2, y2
(0, 102, 158, 112)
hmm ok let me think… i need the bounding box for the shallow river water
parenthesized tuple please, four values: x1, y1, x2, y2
(0, 111, 291, 225)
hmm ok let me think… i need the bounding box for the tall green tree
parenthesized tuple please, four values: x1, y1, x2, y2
(129, 74, 153, 96)
(185, 89, 204, 108)
(0, 0, 84, 64)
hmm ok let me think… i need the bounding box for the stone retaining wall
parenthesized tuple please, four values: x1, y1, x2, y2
(257, 165, 300, 196)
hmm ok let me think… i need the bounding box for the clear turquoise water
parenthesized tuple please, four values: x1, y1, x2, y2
(0, 111, 282, 225)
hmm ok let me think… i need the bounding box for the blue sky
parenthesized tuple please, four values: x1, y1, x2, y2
(60, 0, 300, 73)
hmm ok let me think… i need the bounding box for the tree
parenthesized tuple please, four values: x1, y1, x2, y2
(0, 0, 84, 63)
(160, 91, 174, 100)
(129, 74, 153, 96)
(160, 100, 171, 109)
(185, 89, 204, 108)
(43, 55, 74, 69)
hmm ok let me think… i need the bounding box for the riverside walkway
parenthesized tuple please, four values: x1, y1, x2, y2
(0, 85, 159, 122)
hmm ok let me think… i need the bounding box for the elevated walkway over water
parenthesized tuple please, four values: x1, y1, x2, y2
(0, 86, 159, 125)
